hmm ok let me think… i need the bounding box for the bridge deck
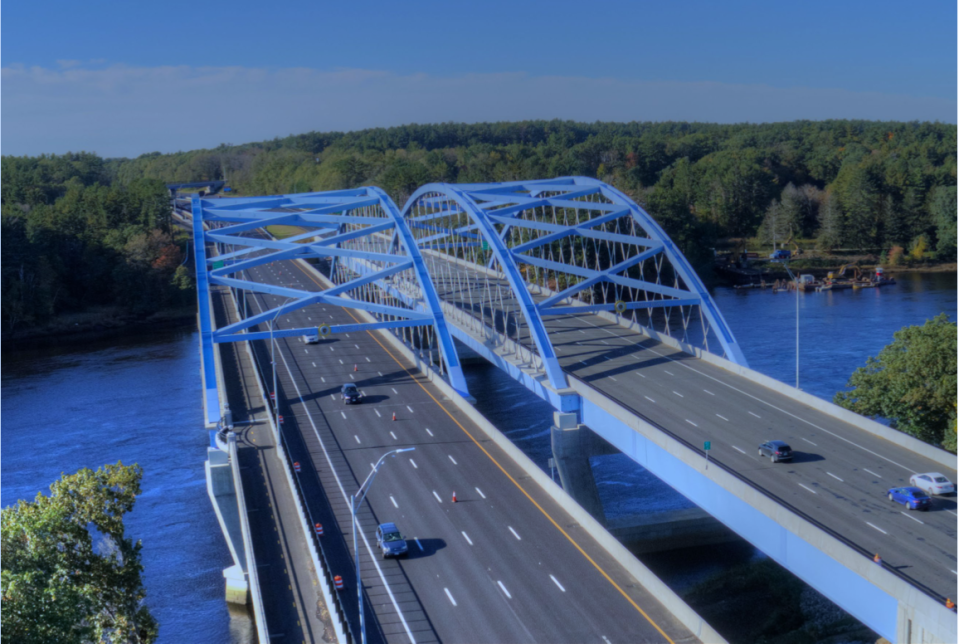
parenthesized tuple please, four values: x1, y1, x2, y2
(235, 250, 704, 644)
(426, 255, 958, 602)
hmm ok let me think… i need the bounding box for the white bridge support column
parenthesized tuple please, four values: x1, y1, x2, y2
(550, 412, 611, 525)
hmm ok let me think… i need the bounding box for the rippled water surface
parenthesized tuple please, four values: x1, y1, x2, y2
(2, 328, 235, 643)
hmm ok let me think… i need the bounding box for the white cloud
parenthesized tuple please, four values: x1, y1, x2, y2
(1, 63, 955, 158)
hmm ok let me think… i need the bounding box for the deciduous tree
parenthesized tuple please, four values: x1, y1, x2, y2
(835, 314, 957, 447)
(1, 462, 158, 644)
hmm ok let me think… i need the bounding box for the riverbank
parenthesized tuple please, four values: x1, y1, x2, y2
(2, 305, 197, 350)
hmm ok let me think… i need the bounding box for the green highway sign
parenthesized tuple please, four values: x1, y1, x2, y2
(482, 240, 489, 251)
(704, 441, 711, 451)
(213, 260, 224, 269)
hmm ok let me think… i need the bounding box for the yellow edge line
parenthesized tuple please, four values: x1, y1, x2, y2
(291, 259, 678, 644)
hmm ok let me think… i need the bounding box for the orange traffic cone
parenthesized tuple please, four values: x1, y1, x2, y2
(354, 364, 358, 372)
(392, 412, 397, 421)
(452, 491, 457, 503)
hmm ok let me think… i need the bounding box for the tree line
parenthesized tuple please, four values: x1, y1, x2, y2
(3, 120, 955, 335)
(112, 119, 957, 265)
(1, 154, 193, 336)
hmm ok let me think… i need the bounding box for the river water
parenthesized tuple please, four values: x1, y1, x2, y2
(1, 271, 955, 640)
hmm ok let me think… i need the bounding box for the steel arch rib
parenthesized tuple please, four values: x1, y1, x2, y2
(192, 187, 470, 399)
(577, 177, 748, 366)
(403, 178, 747, 381)
(402, 184, 570, 390)
(365, 187, 470, 397)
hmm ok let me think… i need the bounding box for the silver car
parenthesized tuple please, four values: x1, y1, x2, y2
(909, 472, 955, 495)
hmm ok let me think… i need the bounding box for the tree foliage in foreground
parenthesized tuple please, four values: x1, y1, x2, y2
(835, 314, 957, 449)
(1, 463, 157, 644)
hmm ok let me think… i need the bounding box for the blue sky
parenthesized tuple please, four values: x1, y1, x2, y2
(2, 0, 956, 157)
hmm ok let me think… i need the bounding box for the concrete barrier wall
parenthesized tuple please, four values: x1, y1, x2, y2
(294, 256, 729, 644)
(229, 436, 270, 644)
(224, 285, 351, 644)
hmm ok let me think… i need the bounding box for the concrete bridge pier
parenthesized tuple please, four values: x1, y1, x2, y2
(550, 412, 617, 525)
(551, 412, 739, 553)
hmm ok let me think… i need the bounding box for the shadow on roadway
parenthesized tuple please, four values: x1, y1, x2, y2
(405, 538, 447, 559)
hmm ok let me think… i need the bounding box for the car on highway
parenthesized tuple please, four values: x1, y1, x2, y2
(758, 440, 793, 463)
(909, 473, 955, 496)
(303, 333, 321, 344)
(375, 522, 408, 559)
(887, 486, 932, 511)
(341, 383, 361, 404)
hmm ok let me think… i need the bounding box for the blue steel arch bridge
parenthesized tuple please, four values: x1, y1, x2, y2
(180, 179, 957, 644)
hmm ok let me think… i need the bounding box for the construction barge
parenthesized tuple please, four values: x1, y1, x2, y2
(732, 266, 896, 293)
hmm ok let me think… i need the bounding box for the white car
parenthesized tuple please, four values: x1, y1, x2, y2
(909, 472, 955, 495)
(302, 334, 320, 344)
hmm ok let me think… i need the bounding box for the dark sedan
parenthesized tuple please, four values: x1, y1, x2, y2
(758, 440, 793, 463)
(341, 383, 361, 404)
(887, 486, 931, 511)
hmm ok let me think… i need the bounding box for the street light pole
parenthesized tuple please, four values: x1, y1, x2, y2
(783, 261, 800, 389)
(270, 299, 293, 430)
(351, 447, 416, 644)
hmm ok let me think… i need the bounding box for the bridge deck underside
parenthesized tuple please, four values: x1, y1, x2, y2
(422, 254, 958, 601)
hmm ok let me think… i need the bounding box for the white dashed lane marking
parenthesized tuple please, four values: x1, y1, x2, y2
(748, 411, 761, 418)
(497, 581, 512, 599)
(866, 522, 888, 535)
(550, 575, 566, 592)
(508, 526, 521, 540)
(444, 588, 457, 606)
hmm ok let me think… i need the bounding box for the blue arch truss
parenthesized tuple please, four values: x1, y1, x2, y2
(401, 177, 747, 391)
(190, 187, 469, 424)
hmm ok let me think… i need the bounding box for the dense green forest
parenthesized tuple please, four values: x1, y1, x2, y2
(114, 119, 958, 263)
(2, 120, 956, 335)
(1, 153, 194, 336)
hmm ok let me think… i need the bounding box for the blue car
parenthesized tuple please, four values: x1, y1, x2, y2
(887, 486, 931, 511)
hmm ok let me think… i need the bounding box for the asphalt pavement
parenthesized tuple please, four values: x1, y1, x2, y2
(236, 255, 704, 644)
(425, 258, 958, 601)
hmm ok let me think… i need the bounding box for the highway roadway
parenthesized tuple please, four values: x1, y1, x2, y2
(233, 251, 704, 644)
(422, 256, 958, 602)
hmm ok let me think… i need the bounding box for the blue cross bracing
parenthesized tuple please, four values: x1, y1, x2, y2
(187, 188, 470, 426)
